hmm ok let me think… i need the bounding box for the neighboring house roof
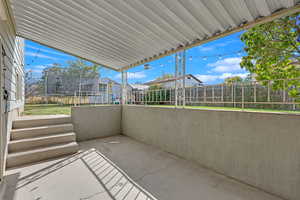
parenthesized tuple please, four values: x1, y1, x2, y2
(130, 84, 149, 90)
(100, 77, 121, 85)
(144, 74, 202, 86)
(100, 77, 133, 89)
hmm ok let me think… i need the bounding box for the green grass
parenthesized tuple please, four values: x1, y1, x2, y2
(147, 105, 300, 114)
(23, 104, 300, 116)
(24, 104, 72, 115)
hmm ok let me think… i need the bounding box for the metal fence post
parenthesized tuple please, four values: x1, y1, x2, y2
(254, 82, 256, 103)
(232, 83, 235, 108)
(169, 88, 172, 105)
(283, 80, 286, 102)
(182, 50, 186, 107)
(221, 84, 224, 102)
(267, 80, 271, 102)
(204, 86, 207, 103)
(74, 91, 77, 106)
(212, 86, 215, 103)
(242, 83, 244, 109)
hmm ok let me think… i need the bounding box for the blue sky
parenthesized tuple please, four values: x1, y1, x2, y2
(25, 31, 248, 84)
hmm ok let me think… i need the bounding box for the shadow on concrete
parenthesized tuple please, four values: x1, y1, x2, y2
(80, 149, 157, 200)
(1, 172, 20, 200)
(4, 149, 157, 200)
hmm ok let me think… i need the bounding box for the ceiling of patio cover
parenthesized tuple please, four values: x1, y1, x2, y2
(8, 0, 300, 71)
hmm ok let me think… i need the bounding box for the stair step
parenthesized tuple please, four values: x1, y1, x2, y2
(7, 142, 79, 169)
(13, 116, 71, 129)
(8, 132, 76, 153)
(11, 124, 73, 140)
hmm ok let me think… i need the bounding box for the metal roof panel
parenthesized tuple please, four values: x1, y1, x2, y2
(8, 0, 300, 71)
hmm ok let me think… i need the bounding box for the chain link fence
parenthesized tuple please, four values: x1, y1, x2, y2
(25, 72, 300, 111)
(126, 78, 300, 111)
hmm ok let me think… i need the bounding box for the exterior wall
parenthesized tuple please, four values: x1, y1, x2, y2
(0, 1, 25, 179)
(71, 106, 121, 141)
(122, 106, 300, 200)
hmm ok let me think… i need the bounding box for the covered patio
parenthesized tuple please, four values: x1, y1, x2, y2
(4, 135, 281, 200)
(1, 1, 300, 200)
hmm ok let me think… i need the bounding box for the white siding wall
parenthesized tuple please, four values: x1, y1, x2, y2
(0, 1, 25, 179)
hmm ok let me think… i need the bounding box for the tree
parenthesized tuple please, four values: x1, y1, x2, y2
(40, 59, 101, 95)
(240, 12, 300, 97)
(224, 76, 243, 84)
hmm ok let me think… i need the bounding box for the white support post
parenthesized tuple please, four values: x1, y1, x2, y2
(182, 50, 186, 107)
(121, 71, 127, 105)
(174, 50, 186, 107)
(175, 53, 178, 107)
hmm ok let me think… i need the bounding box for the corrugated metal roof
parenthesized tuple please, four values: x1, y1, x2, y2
(8, 0, 300, 71)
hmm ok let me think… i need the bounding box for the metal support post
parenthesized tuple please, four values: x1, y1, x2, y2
(121, 71, 127, 105)
(175, 53, 178, 107)
(174, 50, 186, 107)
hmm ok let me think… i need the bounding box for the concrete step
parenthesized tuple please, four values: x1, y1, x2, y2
(13, 116, 71, 129)
(11, 124, 73, 140)
(6, 142, 79, 169)
(8, 132, 76, 153)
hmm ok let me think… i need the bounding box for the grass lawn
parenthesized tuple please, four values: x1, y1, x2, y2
(148, 105, 300, 114)
(23, 104, 72, 115)
(23, 104, 300, 116)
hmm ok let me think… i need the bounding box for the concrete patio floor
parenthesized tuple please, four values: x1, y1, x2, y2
(4, 136, 282, 200)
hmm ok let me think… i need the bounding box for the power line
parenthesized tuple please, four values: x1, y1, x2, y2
(128, 48, 246, 74)
(26, 48, 41, 66)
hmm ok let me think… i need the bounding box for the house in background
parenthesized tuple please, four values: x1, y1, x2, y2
(81, 77, 133, 103)
(145, 74, 203, 88)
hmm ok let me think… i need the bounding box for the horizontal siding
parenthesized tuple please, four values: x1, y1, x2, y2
(0, 16, 25, 112)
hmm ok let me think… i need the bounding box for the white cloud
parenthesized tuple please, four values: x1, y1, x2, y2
(195, 74, 219, 82)
(115, 71, 146, 79)
(207, 57, 243, 73)
(198, 39, 238, 52)
(31, 65, 47, 69)
(219, 73, 248, 79)
(198, 46, 214, 52)
(195, 72, 249, 83)
(25, 52, 61, 60)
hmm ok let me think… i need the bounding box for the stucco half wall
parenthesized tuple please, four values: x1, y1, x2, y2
(71, 106, 121, 141)
(121, 105, 300, 200)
